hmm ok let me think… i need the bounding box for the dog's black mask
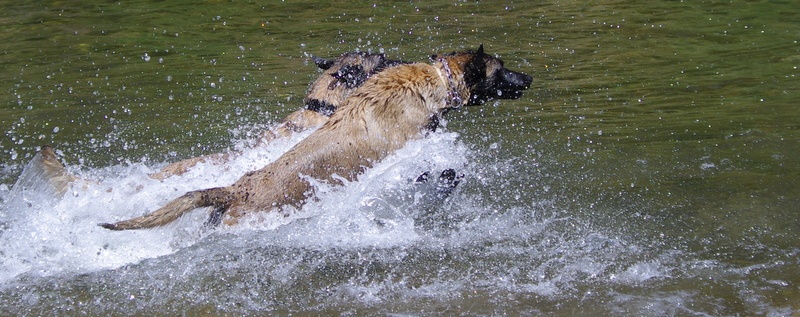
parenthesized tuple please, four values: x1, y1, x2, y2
(493, 67, 533, 99)
(464, 45, 533, 106)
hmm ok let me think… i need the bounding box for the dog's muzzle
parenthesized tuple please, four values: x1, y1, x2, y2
(495, 68, 533, 99)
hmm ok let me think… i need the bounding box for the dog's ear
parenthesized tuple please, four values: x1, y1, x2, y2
(469, 44, 487, 72)
(462, 45, 490, 105)
(313, 56, 335, 70)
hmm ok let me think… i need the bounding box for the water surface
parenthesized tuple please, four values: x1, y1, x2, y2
(1, 1, 798, 315)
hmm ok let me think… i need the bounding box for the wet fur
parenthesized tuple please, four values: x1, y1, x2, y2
(101, 46, 532, 230)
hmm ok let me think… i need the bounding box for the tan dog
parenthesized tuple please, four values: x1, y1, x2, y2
(101, 45, 532, 230)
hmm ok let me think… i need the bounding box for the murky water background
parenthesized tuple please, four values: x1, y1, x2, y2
(1, 1, 798, 315)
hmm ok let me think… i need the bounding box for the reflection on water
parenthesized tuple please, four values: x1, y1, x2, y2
(1, 1, 798, 315)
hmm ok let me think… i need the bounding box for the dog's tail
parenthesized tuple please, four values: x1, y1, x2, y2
(99, 187, 230, 230)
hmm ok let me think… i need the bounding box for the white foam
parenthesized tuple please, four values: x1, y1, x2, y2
(0, 129, 468, 283)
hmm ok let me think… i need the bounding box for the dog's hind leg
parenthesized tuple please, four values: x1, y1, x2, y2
(99, 187, 231, 230)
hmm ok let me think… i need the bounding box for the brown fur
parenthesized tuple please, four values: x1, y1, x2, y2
(101, 46, 532, 230)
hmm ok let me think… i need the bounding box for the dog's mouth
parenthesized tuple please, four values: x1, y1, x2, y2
(466, 65, 534, 106)
(494, 68, 533, 99)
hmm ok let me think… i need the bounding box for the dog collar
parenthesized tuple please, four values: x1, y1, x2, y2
(438, 58, 464, 109)
(304, 99, 337, 116)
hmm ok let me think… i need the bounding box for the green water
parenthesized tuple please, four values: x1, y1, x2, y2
(1, 0, 799, 315)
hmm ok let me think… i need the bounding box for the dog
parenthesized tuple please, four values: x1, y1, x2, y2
(149, 51, 404, 179)
(100, 45, 532, 230)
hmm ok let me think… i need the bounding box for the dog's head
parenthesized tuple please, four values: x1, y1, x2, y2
(433, 45, 532, 107)
(305, 52, 404, 113)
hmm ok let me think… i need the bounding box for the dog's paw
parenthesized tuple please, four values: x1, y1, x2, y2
(415, 168, 463, 199)
(411, 169, 464, 232)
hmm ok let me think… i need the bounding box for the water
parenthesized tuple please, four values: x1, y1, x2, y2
(1, 1, 798, 315)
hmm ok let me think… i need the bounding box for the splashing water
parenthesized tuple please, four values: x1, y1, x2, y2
(0, 126, 792, 315)
(0, 129, 472, 282)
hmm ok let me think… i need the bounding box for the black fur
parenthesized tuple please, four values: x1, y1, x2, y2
(333, 64, 369, 88)
(463, 45, 489, 104)
(329, 56, 407, 89)
(313, 56, 335, 70)
(468, 63, 532, 104)
(305, 99, 337, 116)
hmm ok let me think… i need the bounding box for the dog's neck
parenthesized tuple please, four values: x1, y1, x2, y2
(435, 58, 466, 109)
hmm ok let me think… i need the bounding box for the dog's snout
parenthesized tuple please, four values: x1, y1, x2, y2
(500, 68, 533, 88)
